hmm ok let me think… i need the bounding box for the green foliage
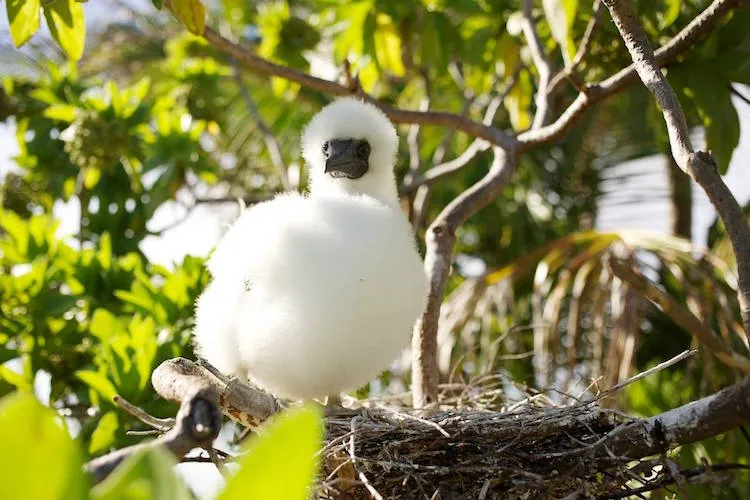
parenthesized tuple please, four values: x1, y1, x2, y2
(0, 392, 323, 499)
(0, 392, 87, 500)
(170, 0, 207, 36)
(220, 405, 324, 500)
(91, 447, 192, 500)
(2, 0, 750, 497)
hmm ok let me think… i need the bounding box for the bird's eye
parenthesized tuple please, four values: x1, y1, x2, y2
(322, 142, 330, 158)
(357, 141, 371, 159)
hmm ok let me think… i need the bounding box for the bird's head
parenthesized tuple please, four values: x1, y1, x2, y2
(302, 97, 399, 205)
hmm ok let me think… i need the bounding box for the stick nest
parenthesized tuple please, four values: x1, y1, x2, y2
(319, 398, 638, 499)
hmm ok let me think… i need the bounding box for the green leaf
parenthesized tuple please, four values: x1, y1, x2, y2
(542, 0, 578, 63)
(170, 0, 206, 35)
(219, 405, 324, 500)
(669, 63, 739, 174)
(92, 447, 191, 500)
(90, 309, 121, 341)
(90, 411, 119, 455)
(151, 0, 163, 9)
(6, 0, 41, 47)
(658, 0, 681, 29)
(373, 14, 405, 76)
(43, 104, 77, 122)
(43, 0, 85, 61)
(0, 392, 87, 500)
(76, 370, 118, 403)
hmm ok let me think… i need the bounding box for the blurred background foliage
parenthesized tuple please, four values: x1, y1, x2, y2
(1, 0, 750, 497)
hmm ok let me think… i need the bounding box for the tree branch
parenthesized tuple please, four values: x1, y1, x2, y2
(518, 0, 745, 151)
(522, 0, 553, 128)
(84, 387, 222, 484)
(201, 27, 516, 150)
(602, 0, 750, 342)
(412, 148, 518, 407)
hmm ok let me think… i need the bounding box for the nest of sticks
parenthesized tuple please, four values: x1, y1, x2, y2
(87, 356, 750, 499)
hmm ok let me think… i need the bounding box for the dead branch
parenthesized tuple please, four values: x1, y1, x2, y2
(602, 0, 750, 342)
(84, 386, 222, 484)
(151, 357, 281, 429)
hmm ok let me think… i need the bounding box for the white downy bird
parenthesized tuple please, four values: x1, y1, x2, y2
(193, 97, 428, 401)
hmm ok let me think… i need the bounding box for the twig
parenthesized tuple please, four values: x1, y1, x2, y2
(200, 27, 516, 149)
(390, 411, 452, 438)
(349, 418, 384, 500)
(522, 0, 552, 128)
(194, 194, 275, 205)
(549, 0, 603, 93)
(400, 69, 519, 195)
(413, 149, 518, 407)
(86, 388, 222, 484)
(518, 0, 744, 151)
(113, 395, 175, 430)
(730, 84, 750, 107)
(605, 463, 750, 498)
(592, 349, 697, 401)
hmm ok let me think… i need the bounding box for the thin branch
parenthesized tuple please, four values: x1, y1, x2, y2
(522, 0, 553, 128)
(519, 0, 745, 151)
(592, 349, 697, 401)
(413, 149, 519, 407)
(113, 395, 175, 430)
(200, 27, 516, 150)
(602, 0, 750, 342)
(730, 84, 750, 107)
(230, 59, 291, 190)
(86, 388, 222, 484)
(548, 0, 603, 93)
(400, 70, 518, 196)
(606, 463, 750, 498)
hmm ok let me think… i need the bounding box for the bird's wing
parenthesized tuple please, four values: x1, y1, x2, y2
(206, 192, 307, 282)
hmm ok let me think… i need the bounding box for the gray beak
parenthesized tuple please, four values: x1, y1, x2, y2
(324, 139, 369, 179)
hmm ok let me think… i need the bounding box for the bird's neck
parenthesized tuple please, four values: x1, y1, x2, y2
(311, 174, 400, 207)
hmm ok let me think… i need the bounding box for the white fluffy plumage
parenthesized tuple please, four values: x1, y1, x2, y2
(193, 98, 428, 400)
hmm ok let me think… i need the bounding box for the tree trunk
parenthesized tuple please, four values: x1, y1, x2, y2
(666, 147, 692, 239)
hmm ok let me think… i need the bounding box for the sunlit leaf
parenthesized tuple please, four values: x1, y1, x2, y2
(6, 0, 41, 47)
(44, 104, 77, 122)
(43, 0, 85, 61)
(542, 0, 578, 63)
(0, 392, 87, 500)
(170, 0, 206, 35)
(92, 447, 191, 500)
(89, 411, 119, 455)
(76, 370, 118, 403)
(219, 405, 324, 500)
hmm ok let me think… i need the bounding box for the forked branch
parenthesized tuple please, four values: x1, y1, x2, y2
(602, 0, 750, 341)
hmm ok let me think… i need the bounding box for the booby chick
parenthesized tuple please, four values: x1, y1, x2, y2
(193, 98, 428, 400)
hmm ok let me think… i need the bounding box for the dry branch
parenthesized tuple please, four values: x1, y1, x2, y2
(602, 0, 750, 342)
(145, 357, 750, 498)
(413, 149, 518, 407)
(84, 386, 222, 484)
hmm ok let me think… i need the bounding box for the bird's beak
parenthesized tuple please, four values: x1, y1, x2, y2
(324, 139, 369, 179)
